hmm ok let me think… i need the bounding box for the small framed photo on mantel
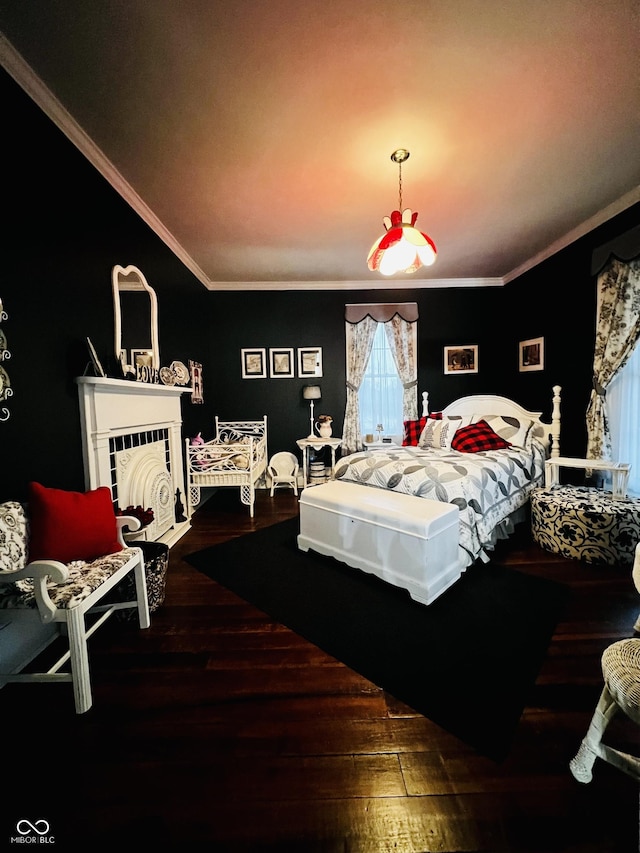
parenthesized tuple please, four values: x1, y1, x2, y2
(519, 337, 544, 372)
(86, 336, 106, 378)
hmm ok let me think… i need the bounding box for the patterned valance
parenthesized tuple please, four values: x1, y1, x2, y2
(345, 302, 419, 324)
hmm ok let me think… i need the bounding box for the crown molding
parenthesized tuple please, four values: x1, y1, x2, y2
(202, 277, 505, 291)
(503, 186, 640, 284)
(1, 34, 211, 288)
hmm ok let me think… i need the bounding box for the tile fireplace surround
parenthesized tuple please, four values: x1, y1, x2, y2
(76, 376, 192, 547)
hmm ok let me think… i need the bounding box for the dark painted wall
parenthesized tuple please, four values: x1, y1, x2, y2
(2, 67, 638, 502)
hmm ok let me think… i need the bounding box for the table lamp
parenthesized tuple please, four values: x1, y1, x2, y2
(303, 385, 321, 438)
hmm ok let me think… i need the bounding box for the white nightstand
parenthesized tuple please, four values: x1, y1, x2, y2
(363, 440, 400, 451)
(545, 457, 631, 499)
(296, 437, 343, 487)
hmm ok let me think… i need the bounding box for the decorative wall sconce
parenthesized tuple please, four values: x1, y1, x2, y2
(0, 297, 12, 422)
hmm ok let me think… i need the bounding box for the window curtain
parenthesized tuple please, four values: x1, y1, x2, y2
(608, 342, 640, 496)
(384, 315, 418, 423)
(585, 256, 640, 461)
(343, 315, 378, 455)
(343, 303, 418, 455)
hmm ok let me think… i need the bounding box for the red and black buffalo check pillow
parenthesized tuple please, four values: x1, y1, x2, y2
(451, 419, 511, 453)
(402, 412, 442, 446)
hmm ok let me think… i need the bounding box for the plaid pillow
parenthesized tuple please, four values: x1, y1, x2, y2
(402, 413, 442, 446)
(402, 417, 426, 446)
(451, 420, 511, 453)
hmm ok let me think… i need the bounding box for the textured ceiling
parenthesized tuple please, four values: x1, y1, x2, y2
(2, 1, 639, 290)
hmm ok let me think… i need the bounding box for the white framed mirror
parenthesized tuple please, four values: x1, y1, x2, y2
(112, 264, 160, 374)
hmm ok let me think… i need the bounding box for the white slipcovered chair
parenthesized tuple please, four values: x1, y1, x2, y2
(569, 540, 640, 783)
(268, 451, 299, 496)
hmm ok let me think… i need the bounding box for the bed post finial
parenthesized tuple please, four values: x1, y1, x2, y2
(551, 385, 562, 458)
(422, 391, 429, 417)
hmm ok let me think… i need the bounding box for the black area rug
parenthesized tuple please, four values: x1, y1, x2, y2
(186, 518, 568, 760)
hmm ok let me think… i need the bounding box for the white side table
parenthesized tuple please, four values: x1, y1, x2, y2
(296, 437, 343, 487)
(363, 440, 400, 451)
(545, 457, 631, 499)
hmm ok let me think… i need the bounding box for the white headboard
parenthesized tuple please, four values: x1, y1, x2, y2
(421, 386, 561, 457)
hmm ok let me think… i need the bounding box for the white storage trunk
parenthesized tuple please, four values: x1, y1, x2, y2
(297, 480, 461, 605)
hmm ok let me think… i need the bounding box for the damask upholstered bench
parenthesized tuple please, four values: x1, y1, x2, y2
(531, 485, 640, 567)
(0, 483, 150, 713)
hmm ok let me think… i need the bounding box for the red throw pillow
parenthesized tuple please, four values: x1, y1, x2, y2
(402, 417, 426, 446)
(28, 482, 123, 563)
(451, 420, 511, 453)
(402, 412, 443, 446)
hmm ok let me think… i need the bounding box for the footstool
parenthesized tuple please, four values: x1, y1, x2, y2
(531, 485, 640, 567)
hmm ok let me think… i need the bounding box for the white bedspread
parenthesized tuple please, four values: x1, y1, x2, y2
(334, 441, 546, 568)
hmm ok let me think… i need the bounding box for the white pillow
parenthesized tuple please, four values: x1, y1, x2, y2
(419, 415, 472, 450)
(472, 414, 535, 448)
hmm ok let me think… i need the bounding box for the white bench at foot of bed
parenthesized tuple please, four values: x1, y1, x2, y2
(297, 480, 460, 606)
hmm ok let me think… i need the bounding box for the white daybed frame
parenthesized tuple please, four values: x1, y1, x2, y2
(185, 416, 268, 518)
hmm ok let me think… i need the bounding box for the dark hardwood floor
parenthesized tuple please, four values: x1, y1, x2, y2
(3, 489, 639, 851)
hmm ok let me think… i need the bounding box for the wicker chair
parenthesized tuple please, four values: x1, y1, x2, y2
(268, 452, 299, 496)
(569, 638, 640, 783)
(570, 543, 640, 783)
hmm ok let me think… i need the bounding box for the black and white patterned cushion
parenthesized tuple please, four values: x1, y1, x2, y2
(531, 486, 640, 567)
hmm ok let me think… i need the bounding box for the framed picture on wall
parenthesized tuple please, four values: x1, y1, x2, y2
(241, 348, 267, 379)
(444, 344, 478, 374)
(269, 348, 294, 378)
(298, 346, 323, 378)
(519, 337, 544, 372)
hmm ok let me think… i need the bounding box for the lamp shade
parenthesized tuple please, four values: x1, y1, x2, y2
(303, 385, 321, 400)
(367, 209, 437, 276)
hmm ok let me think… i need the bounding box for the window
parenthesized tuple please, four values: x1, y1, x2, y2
(343, 303, 418, 455)
(359, 323, 404, 439)
(607, 339, 640, 497)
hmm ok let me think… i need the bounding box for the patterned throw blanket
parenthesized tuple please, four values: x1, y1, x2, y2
(334, 442, 547, 568)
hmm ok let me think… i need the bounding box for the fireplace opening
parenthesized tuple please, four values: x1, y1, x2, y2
(110, 429, 174, 541)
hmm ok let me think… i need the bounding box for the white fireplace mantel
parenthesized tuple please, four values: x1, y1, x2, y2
(76, 376, 192, 546)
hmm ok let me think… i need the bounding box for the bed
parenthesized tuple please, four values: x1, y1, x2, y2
(185, 416, 268, 518)
(298, 388, 561, 603)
